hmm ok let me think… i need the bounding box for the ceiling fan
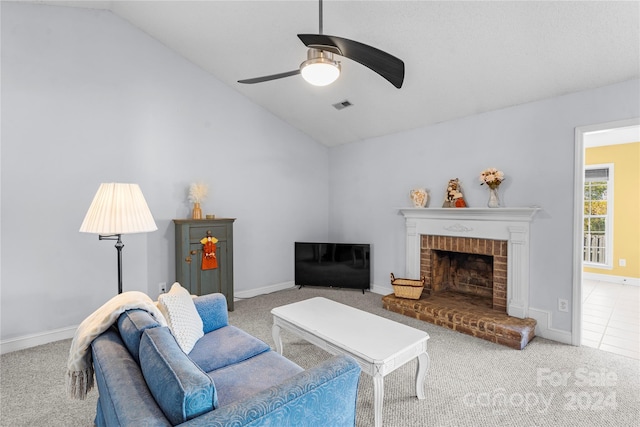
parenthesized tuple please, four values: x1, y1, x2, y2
(237, 0, 405, 88)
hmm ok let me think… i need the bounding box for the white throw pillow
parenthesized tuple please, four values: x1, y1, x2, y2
(157, 282, 204, 353)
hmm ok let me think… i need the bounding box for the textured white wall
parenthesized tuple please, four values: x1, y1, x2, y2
(328, 79, 640, 333)
(0, 3, 328, 341)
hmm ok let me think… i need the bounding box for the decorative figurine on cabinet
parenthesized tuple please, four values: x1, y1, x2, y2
(200, 231, 219, 270)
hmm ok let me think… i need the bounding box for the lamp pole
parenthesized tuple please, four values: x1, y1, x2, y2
(99, 234, 124, 294)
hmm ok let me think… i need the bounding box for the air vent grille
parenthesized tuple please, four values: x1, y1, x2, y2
(332, 100, 353, 110)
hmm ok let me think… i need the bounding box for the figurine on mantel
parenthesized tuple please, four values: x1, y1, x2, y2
(410, 188, 429, 208)
(442, 178, 467, 208)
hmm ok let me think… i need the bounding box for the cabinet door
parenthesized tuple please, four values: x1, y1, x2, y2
(188, 241, 228, 296)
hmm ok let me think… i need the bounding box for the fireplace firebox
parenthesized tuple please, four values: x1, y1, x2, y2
(431, 250, 494, 298)
(423, 235, 508, 312)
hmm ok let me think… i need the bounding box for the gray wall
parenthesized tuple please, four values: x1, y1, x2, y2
(1, 3, 329, 341)
(328, 79, 640, 333)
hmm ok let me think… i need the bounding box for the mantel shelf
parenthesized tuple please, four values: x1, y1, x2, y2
(398, 207, 541, 222)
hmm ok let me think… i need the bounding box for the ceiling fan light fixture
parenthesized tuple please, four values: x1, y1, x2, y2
(300, 49, 341, 86)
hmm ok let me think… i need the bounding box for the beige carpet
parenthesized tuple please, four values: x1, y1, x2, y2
(2, 287, 639, 426)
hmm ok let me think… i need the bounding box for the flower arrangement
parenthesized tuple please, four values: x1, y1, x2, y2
(479, 167, 504, 189)
(188, 182, 208, 204)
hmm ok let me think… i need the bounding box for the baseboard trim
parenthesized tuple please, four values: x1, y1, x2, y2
(528, 307, 573, 345)
(583, 272, 640, 286)
(1, 325, 77, 355)
(235, 282, 392, 299)
(2, 286, 572, 353)
(1, 281, 296, 354)
(2, 281, 352, 353)
(370, 283, 392, 296)
(234, 281, 296, 300)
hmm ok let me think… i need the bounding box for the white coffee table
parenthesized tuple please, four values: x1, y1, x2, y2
(271, 297, 430, 427)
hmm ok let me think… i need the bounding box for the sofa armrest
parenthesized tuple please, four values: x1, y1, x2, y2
(177, 354, 361, 427)
(91, 328, 172, 427)
(193, 293, 229, 333)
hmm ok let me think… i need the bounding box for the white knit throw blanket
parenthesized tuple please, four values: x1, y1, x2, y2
(65, 291, 167, 400)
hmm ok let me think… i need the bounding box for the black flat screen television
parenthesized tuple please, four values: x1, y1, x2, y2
(295, 242, 370, 293)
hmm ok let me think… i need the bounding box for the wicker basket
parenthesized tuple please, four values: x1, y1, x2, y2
(390, 273, 425, 300)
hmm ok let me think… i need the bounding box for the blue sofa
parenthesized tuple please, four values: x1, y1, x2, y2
(91, 293, 361, 426)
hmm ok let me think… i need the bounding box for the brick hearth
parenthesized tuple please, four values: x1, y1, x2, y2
(382, 291, 537, 350)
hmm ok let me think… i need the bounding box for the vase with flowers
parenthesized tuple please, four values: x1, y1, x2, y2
(188, 183, 208, 219)
(479, 167, 504, 208)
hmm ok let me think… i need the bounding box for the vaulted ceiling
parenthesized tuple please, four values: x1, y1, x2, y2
(28, 1, 640, 146)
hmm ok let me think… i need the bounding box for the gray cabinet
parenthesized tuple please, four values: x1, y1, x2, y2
(174, 218, 235, 310)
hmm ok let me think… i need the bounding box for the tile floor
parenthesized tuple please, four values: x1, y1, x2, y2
(581, 279, 640, 359)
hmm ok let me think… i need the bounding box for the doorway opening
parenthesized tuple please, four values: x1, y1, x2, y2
(574, 119, 640, 359)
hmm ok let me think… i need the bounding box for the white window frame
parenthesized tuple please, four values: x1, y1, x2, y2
(583, 163, 614, 269)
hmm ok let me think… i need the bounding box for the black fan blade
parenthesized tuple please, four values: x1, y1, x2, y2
(298, 34, 404, 88)
(238, 70, 300, 84)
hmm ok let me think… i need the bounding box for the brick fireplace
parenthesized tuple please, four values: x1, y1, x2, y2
(382, 207, 540, 349)
(399, 207, 539, 318)
(422, 235, 508, 312)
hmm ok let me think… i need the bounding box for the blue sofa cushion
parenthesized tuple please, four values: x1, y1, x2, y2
(198, 355, 360, 426)
(117, 309, 161, 364)
(139, 327, 217, 425)
(193, 294, 229, 333)
(188, 325, 270, 373)
(207, 350, 304, 407)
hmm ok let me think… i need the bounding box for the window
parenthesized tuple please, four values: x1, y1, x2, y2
(583, 165, 613, 268)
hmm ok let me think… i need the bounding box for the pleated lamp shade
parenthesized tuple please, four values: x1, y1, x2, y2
(80, 183, 157, 235)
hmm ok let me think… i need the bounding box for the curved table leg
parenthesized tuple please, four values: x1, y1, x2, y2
(272, 322, 283, 355)
(373, 374, 384, 427)
(415, 352, 430, 399)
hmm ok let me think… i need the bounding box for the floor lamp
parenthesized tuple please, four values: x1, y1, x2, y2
(79, 183, 157, 294)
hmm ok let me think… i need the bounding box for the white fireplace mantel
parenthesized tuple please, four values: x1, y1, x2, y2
(399, 207, 540, 319)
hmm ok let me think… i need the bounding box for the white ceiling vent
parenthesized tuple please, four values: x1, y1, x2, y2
(332, 100, 353, 110)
